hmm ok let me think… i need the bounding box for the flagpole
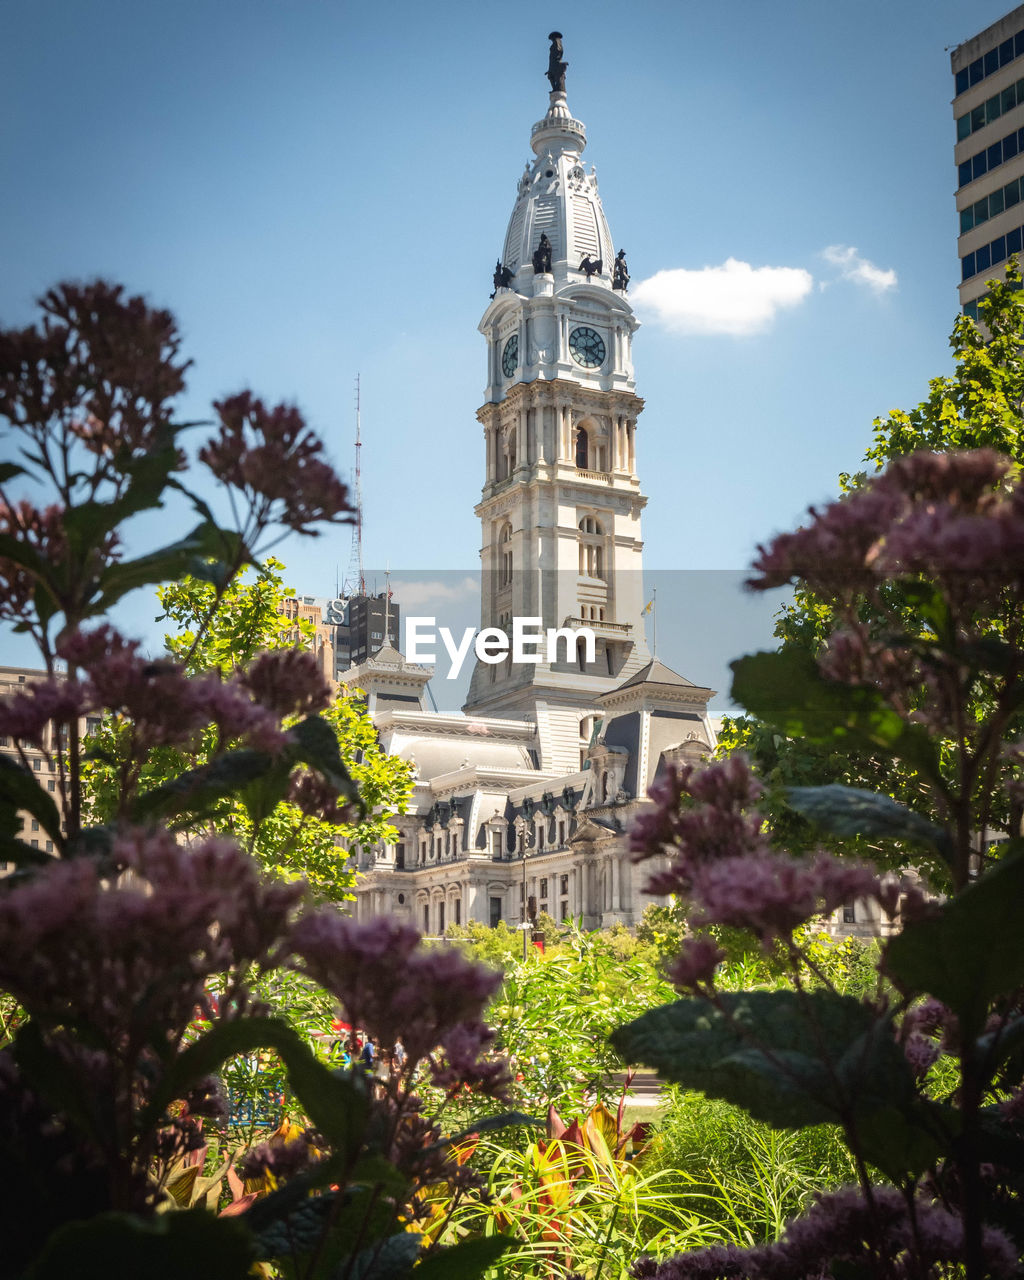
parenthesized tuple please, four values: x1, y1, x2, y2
(652, 586, 657, 658)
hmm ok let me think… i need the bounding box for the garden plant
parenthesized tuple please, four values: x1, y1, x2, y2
(613, 278, 1024, 1280)
(0, 281, 520, 1279)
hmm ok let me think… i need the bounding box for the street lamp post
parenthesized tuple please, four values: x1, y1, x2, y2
(515, 815, 528, 961)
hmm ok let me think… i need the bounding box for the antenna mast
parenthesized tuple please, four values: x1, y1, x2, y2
(344, 375, 365, 597)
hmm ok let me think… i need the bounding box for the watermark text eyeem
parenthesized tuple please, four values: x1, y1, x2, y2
(406, 617, 596, 680)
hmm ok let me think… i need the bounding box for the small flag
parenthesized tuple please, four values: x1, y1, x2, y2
(643, 598, 654, 615)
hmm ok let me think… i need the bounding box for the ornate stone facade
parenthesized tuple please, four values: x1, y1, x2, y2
(351, 49, 719, 934)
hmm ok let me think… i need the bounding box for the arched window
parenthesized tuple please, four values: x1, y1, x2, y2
(499, 523, 513, 586)
(575, 427, 589, 469)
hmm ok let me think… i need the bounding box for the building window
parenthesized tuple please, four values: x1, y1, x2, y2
(540, 878, 548, 898)
(499, 522, 514, 586)
(578, 516, 605, 579)
(955, 28, 1024, 97)
(438, 902, 445, 934)
(561, 900, 569, 921)
(47, 780, 55, 792)
(842, 905, 856, 924)
(423, 905, 430, 932)
(961, 223, 1024, 282)
(455, 899, 462, 926)
(395, 842, 405, 870)
(958, 125, 1024, 190)
(45, 841, 53, 852)
(30, 820, 38, 831)
(956, 75, 1024, 142)
(960, 172, 1024, 233)
(489, 896, 502, 928)
(560, 874, 569, 896)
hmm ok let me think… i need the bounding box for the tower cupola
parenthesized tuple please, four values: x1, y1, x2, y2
(500, 37, 616, 292)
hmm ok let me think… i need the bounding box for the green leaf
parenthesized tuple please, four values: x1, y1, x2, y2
(730, 648, 940, 780)
(884, 845, 1024, 1030)
(150, 1017, 370, 1159)
(238, 757, 294, 828)
(343, 1230, 422, 1280)
(0, 754, 63, 844)
(23, 1209, 256, 1280)
(12, 1021, 106, 1147)
(786, 784, 953, 865)
(421, 1110, 543, 1153)
(610, 989, 914, 1131)
(0, 834, 54, 868)
(130, 749, 276, 823)
(95, 522, 247, 612)
(288, 716, 359, 801)
(412, 1236, 513, 1280)
(0, 531, 48, 581)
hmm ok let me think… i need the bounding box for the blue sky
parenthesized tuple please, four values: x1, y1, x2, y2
(0, 0, 1011, 705)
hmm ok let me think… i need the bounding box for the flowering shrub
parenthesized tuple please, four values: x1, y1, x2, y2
(0, 282, 513, 1279)
(614, 447, 1024, 1280)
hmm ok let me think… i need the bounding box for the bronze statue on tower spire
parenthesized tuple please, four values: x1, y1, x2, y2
(546, 32, 567, 93)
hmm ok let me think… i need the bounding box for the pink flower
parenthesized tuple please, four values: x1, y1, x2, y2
(902, 1032, 940, 1080)
(631, 757, 769, 871)
(241, 648, 331, 719)
(201, 392, 353, 535)
(288, 912, 503, 1080)
(633, 1185, 1018, 1280)
(287, 769, 354, 825)
(0, 677, 86, 749)
(666, 935, 724, 991)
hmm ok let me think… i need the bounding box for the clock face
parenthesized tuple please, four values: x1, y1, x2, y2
(569, 326, 606, 368)
(502, 334, 519, 378)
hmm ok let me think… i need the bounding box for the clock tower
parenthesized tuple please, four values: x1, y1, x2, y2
(464, 35, 651, 774)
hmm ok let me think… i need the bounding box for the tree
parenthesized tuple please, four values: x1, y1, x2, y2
(0, 280, 516, 1279)
(617, 446, 1024, 1280)
(83, 559, 414, 902)
(721, 267, 1024, 879)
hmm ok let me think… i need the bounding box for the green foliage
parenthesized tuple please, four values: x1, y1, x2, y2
(482, 925, 675, 1117)
(860, 262, 1024, 472)
(436, 1100, 687, 1280)
(0, 281, 499, 1280)
(81, 561, 414, 901)
(611, 990, 917, 1140)
(23, 1209, 257, 1280)
(723, 271, 1024, 874)
(158, 556, 311, 676)
(639, 1093, 857, 1249)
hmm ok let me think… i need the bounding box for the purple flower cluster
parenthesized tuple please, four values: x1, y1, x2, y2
(288, 912, 507, 1095)
(749, 450, 1023, 606)
(0, 829, 302, 1041)
(633, 1185, 1018, 1280)
(632, 756, 900, 947)
(56, 623, 289, 755)
(0, 281, 188, 467)
(202, 391, 354, 536)
(240, 647, 331, 720)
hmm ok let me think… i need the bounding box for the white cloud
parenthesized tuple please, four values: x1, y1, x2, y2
(821, 244, 897, 293)
(630, 259, 814, 336)
(389, 576, 478, 609)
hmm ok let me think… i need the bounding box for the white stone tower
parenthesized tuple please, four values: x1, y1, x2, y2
(464, 34, 651, 774)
